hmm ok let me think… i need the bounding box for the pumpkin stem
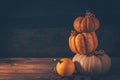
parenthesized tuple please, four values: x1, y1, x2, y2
(70, 30, 77, 36)
(86, 11, 95, 17)
(93, 50, 105, 55)
(59, 60, 63, 64)
(86, 10, 89, 14)
(88, 50, 105, 56)
(98, 50, 105, 54)
(53, 59, 64, 64)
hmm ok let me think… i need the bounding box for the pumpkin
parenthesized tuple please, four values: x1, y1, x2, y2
(56, 58, 75, 77)
(73, 12, 100, 32)
(69, 30, 98, 54)
(72, 50, 111, 75)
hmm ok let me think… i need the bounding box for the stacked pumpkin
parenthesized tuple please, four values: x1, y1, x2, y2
(69, 12, 111, 75)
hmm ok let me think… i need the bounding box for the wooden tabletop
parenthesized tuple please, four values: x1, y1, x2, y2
(0, 57, 119, 80)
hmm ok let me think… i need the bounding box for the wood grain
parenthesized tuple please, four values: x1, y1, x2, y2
(0, 57, 119, 80)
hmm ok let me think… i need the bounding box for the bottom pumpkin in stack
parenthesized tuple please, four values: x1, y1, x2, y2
(72, 50, 111, 75)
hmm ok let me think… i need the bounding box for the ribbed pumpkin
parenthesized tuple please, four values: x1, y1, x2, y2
(73, 12, 100, 32)
(69, 30, 98, 54)
(72, 50, 111, 75)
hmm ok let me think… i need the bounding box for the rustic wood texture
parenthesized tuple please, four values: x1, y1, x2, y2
(1, 27, 120, 57)
(0, 57, 119, 80)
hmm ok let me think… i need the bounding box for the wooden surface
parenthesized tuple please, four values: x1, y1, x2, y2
(0, 57, 119, 80)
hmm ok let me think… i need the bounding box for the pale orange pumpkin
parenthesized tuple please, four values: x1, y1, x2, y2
(56, 58, 75, 77)
(73, 12, 100, 32)
(69, 30, 98, 54)
(72, 50, 111, 75)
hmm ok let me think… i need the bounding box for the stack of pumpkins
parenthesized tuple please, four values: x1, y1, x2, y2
(69, 12, 111, 75)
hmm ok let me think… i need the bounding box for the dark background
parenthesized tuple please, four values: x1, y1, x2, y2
(0, 0, 120, 57)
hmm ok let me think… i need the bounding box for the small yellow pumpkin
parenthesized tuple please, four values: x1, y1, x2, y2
(73, 12, 100, 32)
(72, 50, 111, 75)
(69, 30, 98, 54)
(56, 58, 75, 77)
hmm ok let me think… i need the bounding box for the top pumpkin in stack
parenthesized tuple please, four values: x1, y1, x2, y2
(73, 12, 100, 32)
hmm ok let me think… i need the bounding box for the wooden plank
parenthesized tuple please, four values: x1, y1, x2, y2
(0, 58, 59, 63)
(0, 74, 52, 79)
(0, 58, 58, 70)
(0, 69, 54, 74)
(0, 64, 55, 70)
(0, 57, 119, 80)
(0, 73, 119, 80)
(0, 72, 61, 80)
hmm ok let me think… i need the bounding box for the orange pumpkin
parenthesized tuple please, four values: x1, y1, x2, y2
(56, 58, 75, 77)
(69, 30, 98, 54)
(73, 12, 100, 32)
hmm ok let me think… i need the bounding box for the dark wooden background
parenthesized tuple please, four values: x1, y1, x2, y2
(0, 0, 120, 57)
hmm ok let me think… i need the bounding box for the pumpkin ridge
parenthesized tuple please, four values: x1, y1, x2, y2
(74, 35, 80, 54)
(69, 35, 76, 53)
(91, 17, 96, 31)
(82, 33, 94, 54)
(86, 16, 91, 32)
(72, 31, 80, 54)
(86, 12, 94, 32)
(81, 18, 86, 32)
(88, 33, 95, 53)
(80, 55, 86, 72)
(90, 32, 96, 52)
(75, 34, 84, 54)
(69, 31, 78, 54)
(69, 35, 78, 53)
(97, 54, 104, 73)
(94, 17, 100, 30)
(92, 32, 98, 51)
(81, 33, 88, 54)
(88, 56, 92, 74)
(84, 56, 89, 73)
(78, 17, 83, 32)
(84, 18, 88, 32)
(73, 17, 83, 32)
(82, 55, 86, 73)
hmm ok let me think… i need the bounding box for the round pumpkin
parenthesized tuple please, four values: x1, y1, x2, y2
(69, 30, 98, 54)
(73, 12, 100, 32)
(56, 58, 75, 77)
(72, 50, 111, 75)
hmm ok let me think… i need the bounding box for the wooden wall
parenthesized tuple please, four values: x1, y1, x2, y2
(0, 0, 120, 57)
(0, 25, 119, 57)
